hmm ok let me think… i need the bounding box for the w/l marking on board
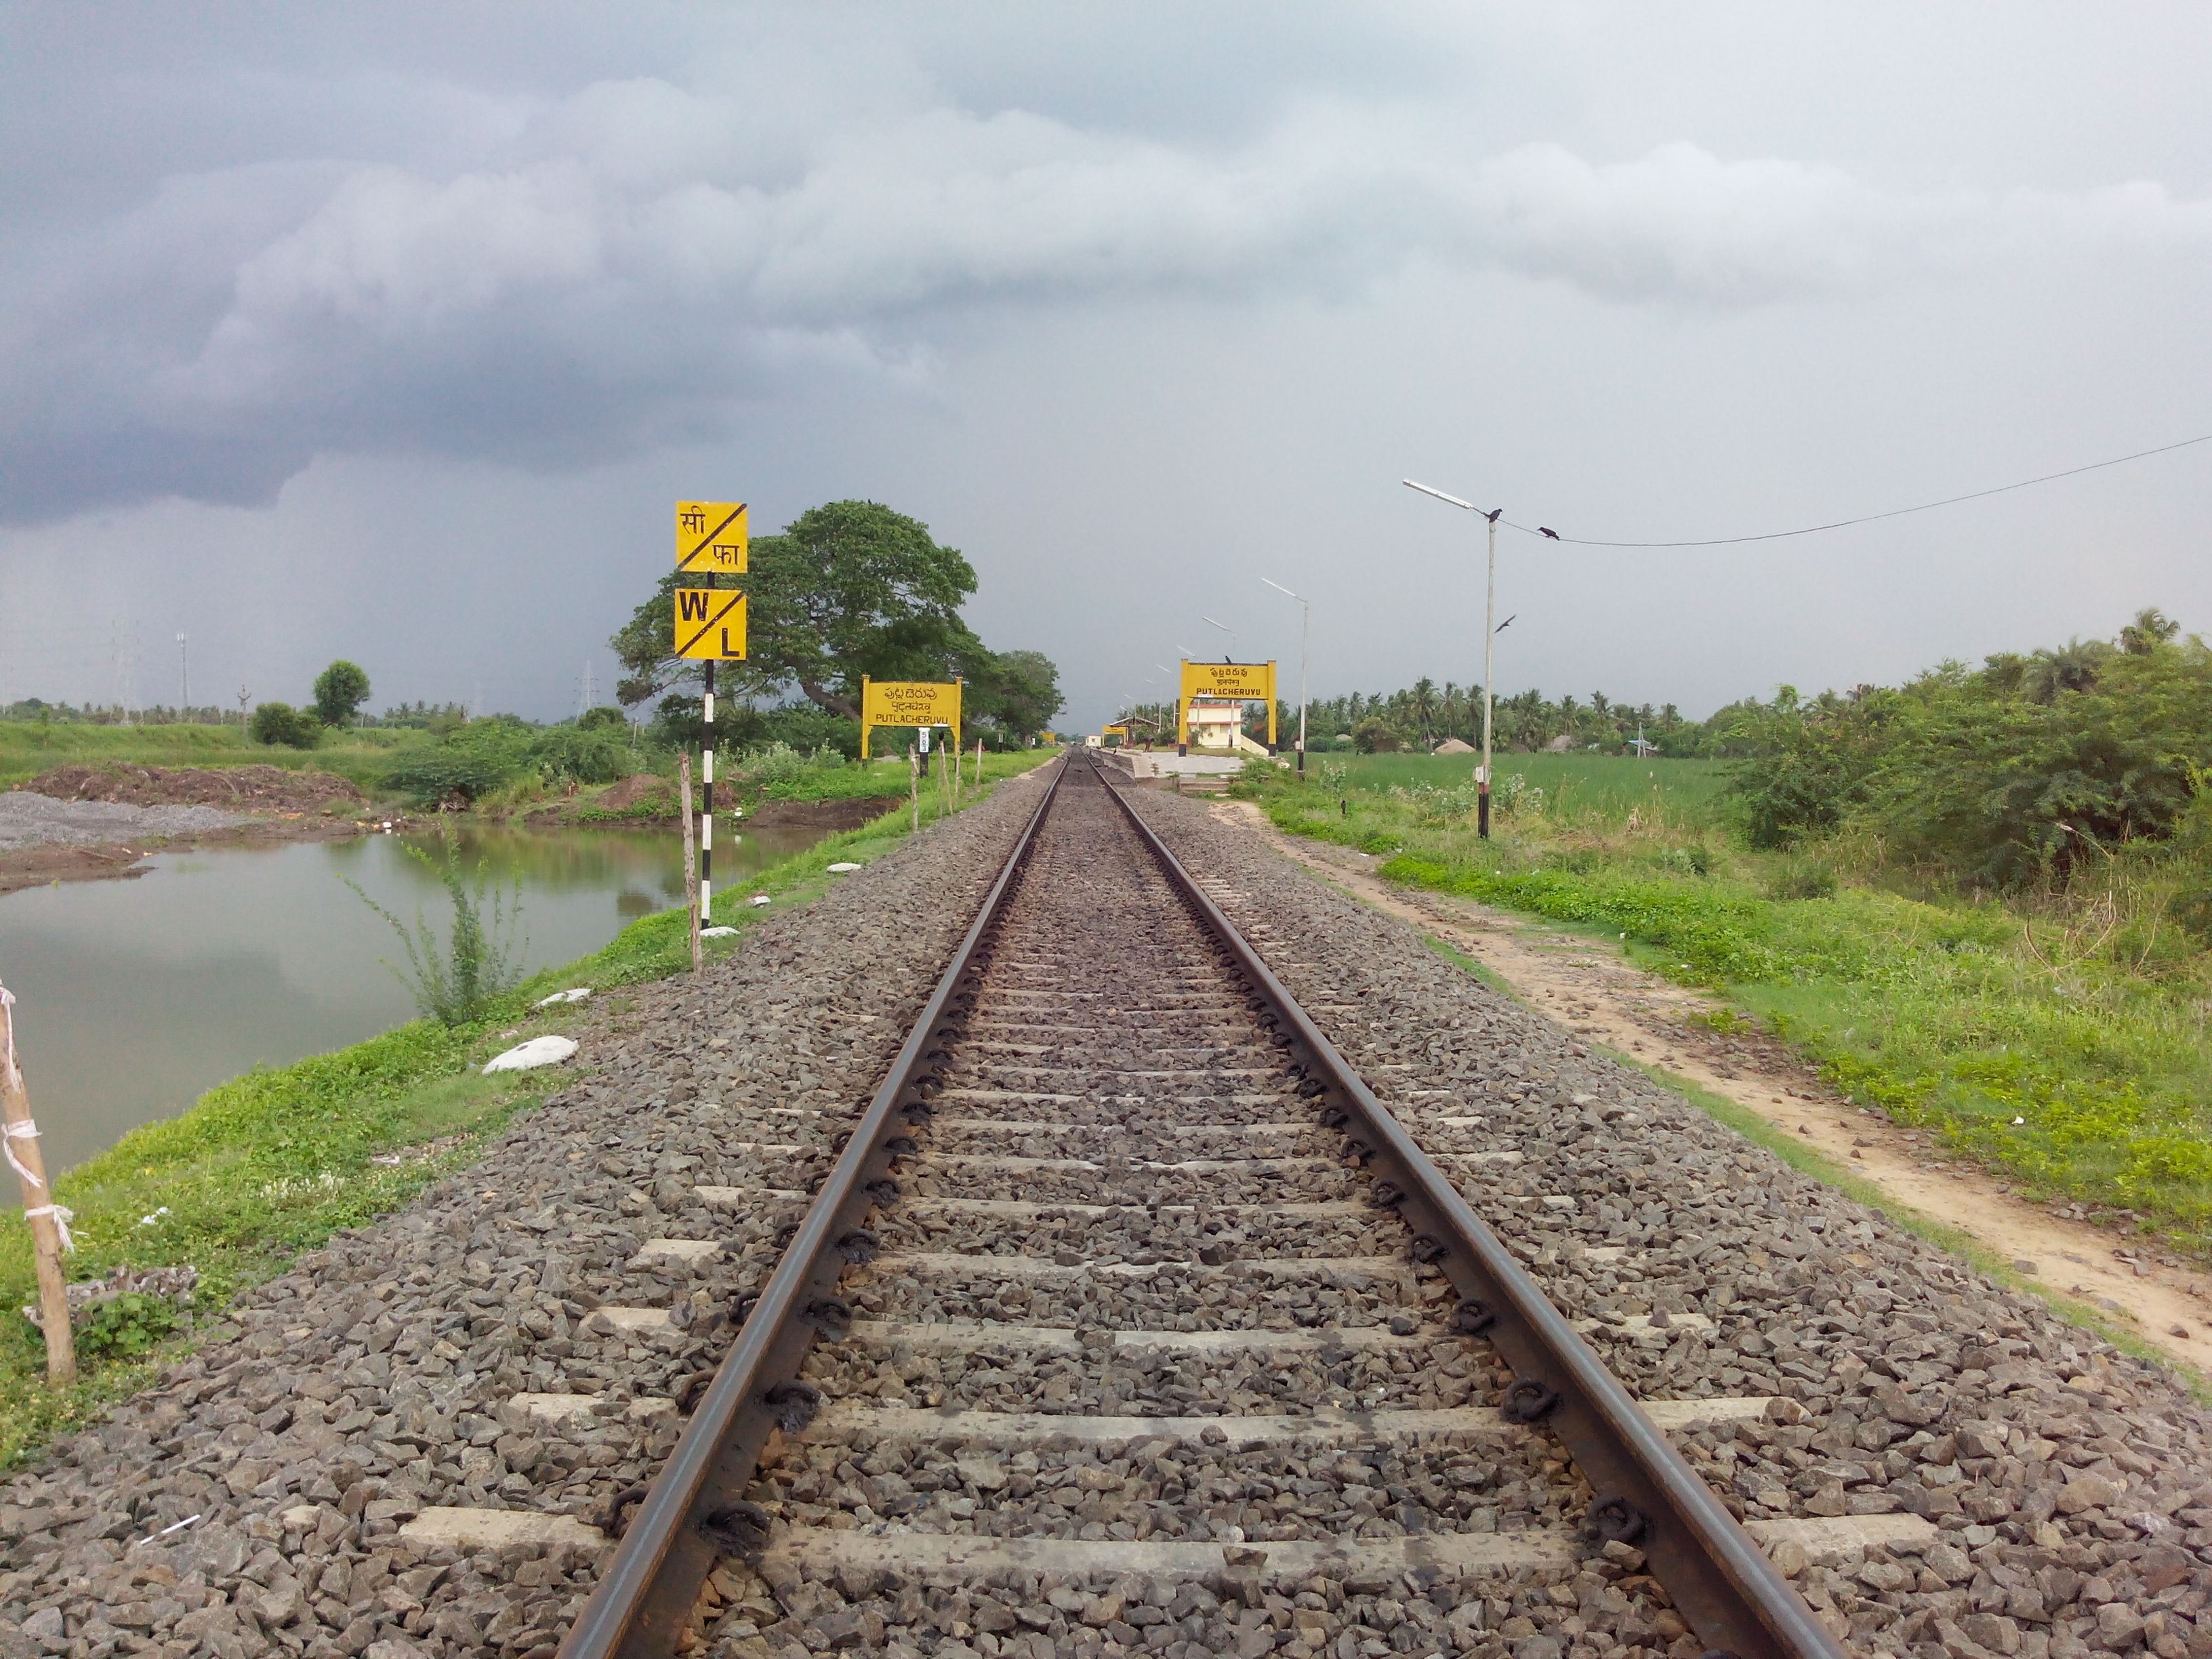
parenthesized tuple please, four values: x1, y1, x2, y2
(675, 501, 748, 574)
(674, 589, 747, 660)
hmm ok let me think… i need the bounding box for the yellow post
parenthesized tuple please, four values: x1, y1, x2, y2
(0, 984, 77, 1385)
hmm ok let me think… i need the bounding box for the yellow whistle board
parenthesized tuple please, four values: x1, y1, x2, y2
(674, 589, 747, 660)
(675, 501, 748, 574)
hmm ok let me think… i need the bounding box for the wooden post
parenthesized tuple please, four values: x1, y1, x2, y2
(678, 754, 701, 974)
(0, 985, 76, 1384)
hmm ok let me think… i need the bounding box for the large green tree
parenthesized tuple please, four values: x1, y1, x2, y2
(613, 500, 985, 717)
(312, 659, 371, 726)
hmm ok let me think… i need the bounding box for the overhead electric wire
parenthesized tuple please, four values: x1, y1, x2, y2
(1498, 431, 2212, 549)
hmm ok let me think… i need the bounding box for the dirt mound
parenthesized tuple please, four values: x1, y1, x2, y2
(25, 764, 367, 811)
(594, 773, 676, 812)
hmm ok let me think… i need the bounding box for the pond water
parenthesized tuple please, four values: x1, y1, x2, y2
(0, 822, 827, 1176)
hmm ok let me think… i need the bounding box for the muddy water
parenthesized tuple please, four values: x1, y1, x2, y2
(0, 823, 826, 1175)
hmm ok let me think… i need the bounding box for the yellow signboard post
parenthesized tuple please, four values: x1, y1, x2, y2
(860, 678, 962, 758)
(1178, 659, 1277, 752)
(674, 588, 747, 660)
(675, 501, 748, 575)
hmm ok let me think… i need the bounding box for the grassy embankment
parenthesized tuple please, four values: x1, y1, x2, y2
(0, 750, 1053, 1467)
(1240, 752, 2212, 1258)
(0, 722, 432, 794)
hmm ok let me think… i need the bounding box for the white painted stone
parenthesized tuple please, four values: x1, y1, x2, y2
(750, 894, 772, 906)
(827, 861, 863, 873)
(399, 1508, 604, 1551)
(1748, 1513, 1936, 1561)
(483, 1035, 577, 1074)
(535, 988, 592, 1007)
(630, 1238, 720, 1267)
(511, 1393, 604, 1427)
(586, 1306, 672, 1334)
(700, 925, 739, 938)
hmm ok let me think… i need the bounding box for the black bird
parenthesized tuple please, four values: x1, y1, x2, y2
(1496, 614, 1517, 634)
(1484, 508, 1502, 523)
(1538, 527, 1560, 539)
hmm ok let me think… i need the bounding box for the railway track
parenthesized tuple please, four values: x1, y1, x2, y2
(559, 754, 1844, 1659)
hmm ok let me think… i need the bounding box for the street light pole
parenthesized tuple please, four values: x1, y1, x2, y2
(1403, 480, 1504, 838)
(1261, 577, 1309, 775)
(176, 634, 188, 712)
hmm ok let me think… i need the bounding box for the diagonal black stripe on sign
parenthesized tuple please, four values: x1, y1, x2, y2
(677, 592, 744, 657)
(679, 505, 747, 571)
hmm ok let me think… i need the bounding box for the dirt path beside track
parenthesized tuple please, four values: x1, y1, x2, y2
(1214, 800, 2212, 1380)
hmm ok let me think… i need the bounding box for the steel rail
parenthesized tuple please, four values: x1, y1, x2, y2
(557, 756, 1071, 1659)
(1091, 756, 1845, 1659)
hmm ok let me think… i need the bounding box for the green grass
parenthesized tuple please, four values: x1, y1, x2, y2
(1310, 752, 1734, 828)
(0, 720, 430, 794)
(748, 750, 1037, 803)
(0, 750, 1053, 1466)
(1240, 758, 2212, 1256)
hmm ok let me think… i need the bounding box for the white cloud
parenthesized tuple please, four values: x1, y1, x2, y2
(5, 73, 2207, 521)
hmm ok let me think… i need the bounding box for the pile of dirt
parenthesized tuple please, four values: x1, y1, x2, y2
(24, 764, 367, 812)
(594, 773, 676, 812)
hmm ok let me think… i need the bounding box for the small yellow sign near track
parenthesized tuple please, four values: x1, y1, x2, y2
(674, 588, 747, 660)
(675, 501, 747, 574)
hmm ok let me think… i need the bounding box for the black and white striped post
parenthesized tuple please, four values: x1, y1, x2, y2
(674, 500, 750, 929)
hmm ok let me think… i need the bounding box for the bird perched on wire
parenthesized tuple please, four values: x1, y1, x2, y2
(1485, 508, 1502, 523)
(1538, 527, 1560, 539)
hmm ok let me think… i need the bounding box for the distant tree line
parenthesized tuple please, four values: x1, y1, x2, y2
(1721, 607, 2212, 889)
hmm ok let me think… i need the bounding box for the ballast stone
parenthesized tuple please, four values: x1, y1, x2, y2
(483, 1035, 578, 1073)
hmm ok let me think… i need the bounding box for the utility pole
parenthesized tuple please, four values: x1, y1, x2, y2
(1261, 578, 1310, 775)
(1403, 480, 1504, 838)
(176, 634, 189, 712)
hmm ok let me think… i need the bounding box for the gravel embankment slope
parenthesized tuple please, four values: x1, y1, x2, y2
(1119, 785, 2212, 1659)
(0, 770, 1054, 1659)
(0, 792, 245, 851)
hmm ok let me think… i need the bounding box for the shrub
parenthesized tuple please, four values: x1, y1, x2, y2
(75, 1291, 182, 1360)
(1763, 856, 1839, 900)
(578, 705, 630, 733)
(248, 701, 323, 749)
(343, 832, 525, 1025)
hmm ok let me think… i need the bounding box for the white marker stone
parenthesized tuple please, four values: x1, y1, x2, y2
(827, 861, 863, 873)
(400, 1509, 604, 1551)
(535, 987, 592, 1007)
(701, 925, 739, 937)
(483, 1035, 577, 1073)
(750, 894, 771, 906)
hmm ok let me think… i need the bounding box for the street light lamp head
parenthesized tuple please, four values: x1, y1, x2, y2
(1403, 478, 1473, 510)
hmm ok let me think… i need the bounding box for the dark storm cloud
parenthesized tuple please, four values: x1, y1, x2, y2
(7, 29, 2207, 523)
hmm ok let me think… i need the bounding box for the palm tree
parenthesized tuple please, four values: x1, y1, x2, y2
(1412, 677, 1438, 747)
(2119, 607, 2179, 656)
(1441, 681, 1460, 741)
(2025, 639, 2112, 703)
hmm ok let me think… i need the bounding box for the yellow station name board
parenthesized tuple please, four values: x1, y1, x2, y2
(1178, 660, 1277, 748)
(860, 678, 962, 758)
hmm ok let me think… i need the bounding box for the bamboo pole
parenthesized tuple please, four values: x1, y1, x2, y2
(0, 985, 76, 1384)
(678, 754, 700, 974)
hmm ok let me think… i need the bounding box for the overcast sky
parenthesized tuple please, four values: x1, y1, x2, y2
(2, 3, 2207, 729)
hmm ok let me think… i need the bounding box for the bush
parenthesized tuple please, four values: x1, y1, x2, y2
(1763, 856, 1839, 900)
(248, 701, 323, 749)
(578, 705, 630, 733)
(382, 724, 531, 804)
(529, 726, 631, 786)
(75, 1291, 182, 1360)
(342, 832, 524, 1024)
